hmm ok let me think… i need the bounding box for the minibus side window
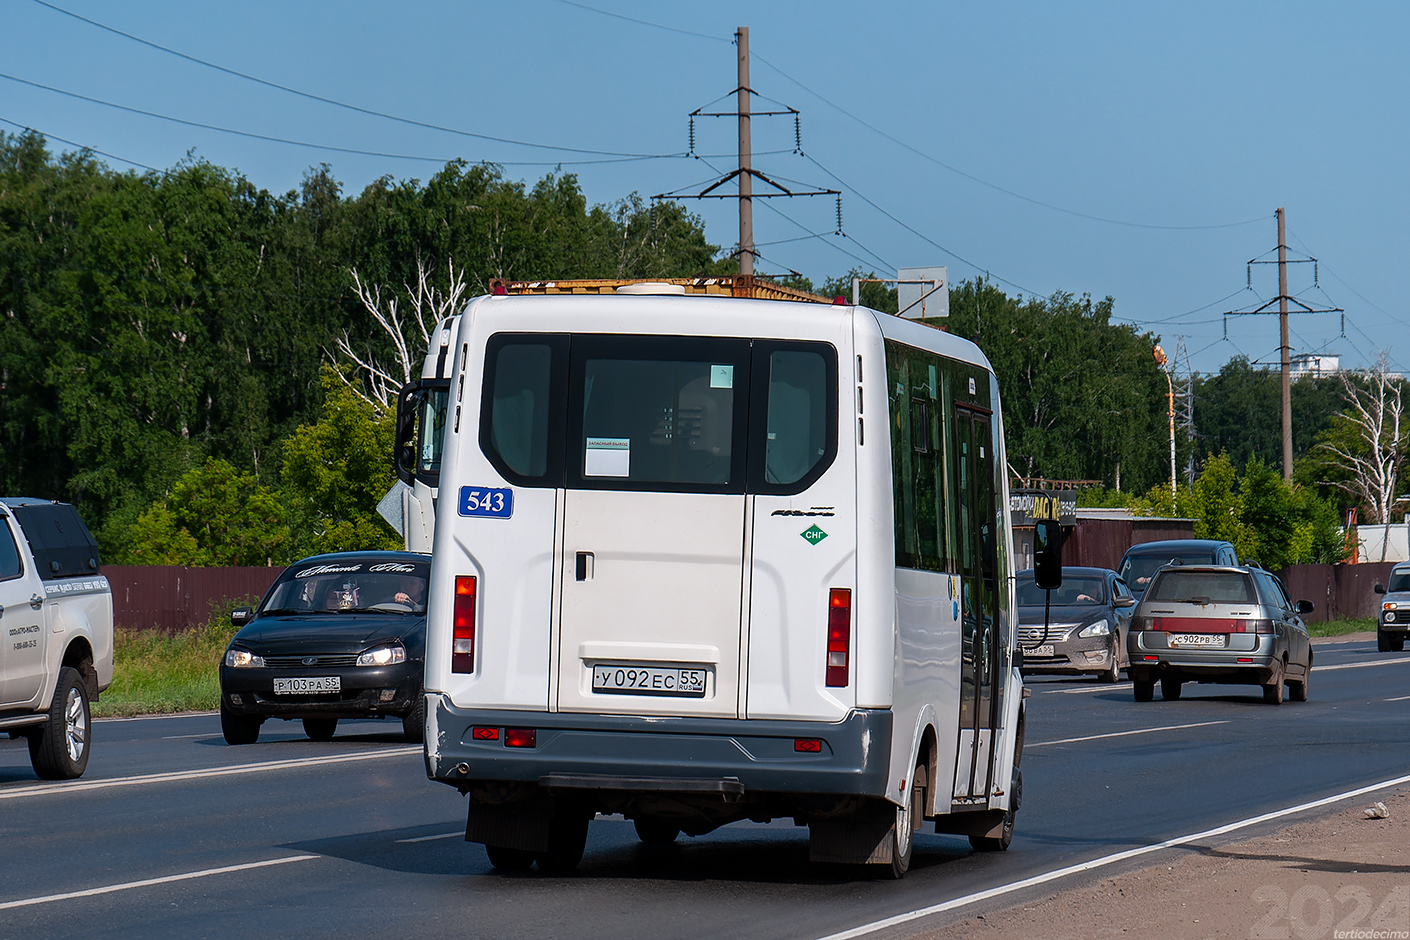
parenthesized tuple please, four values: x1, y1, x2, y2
(480, 333, 567, 486)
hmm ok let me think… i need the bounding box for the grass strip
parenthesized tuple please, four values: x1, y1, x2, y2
(95, 618, 239, 718)
(1307, 616, 1375, 638)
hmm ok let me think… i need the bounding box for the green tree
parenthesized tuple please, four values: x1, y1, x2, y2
(282, 370, 401, 556)
(122, 457, 288, 565)
(946, 279, 1169, 492)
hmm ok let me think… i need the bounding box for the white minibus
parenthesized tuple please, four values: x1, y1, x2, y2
(403, 278, 1028, 877)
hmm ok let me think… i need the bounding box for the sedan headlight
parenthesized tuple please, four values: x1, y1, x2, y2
(357, 645, 406, 667)
(225, 648, 265, 668)
(1078, 619, 1111, 638)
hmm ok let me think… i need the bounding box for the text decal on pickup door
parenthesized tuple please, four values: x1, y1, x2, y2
(458, 486, 513, 519)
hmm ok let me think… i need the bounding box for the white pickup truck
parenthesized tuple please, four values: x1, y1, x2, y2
(0, 498, 113, 779)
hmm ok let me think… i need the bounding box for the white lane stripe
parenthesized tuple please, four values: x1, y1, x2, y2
(1041, 684, 1131, 694)
(1316, 658, 1409, 672)
(96, 712, 218, 722)
(0, 855, 319, 911)
(814, 771, 1410, 940)
(396, 831, 463, 843)
(0, 747, 420, 801)
(1386, 694, 1410, 702)
(1029, 720, 1229, 748)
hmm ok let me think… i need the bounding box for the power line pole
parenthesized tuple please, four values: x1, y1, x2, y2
(736, 26, 753, 277)
(654, 27, 838, 280)
(1278, 207, 1292, 480)
(1222, 207, 1342, 481)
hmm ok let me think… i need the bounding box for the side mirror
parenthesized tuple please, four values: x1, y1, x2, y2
(1296, 600, 1314, 615)
(394, 381, 424, 485)
(231, 606, 255, 627)
(1116, 595, 1137, 609)
(1374, 583, 1386, 594)
(1033, 520, 1063, 591)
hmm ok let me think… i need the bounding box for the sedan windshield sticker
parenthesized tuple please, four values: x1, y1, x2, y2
(295, 563, 363, 579)
(458, 486, 513, 518)
(584, 438, 630, 477)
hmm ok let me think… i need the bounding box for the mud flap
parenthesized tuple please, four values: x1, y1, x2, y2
(808, 802, 896, 865)
(465, 801, 551, 853)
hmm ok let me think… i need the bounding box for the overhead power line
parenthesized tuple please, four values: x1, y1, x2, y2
(0, 73, 676, 168)
(28, 0, 679, 158)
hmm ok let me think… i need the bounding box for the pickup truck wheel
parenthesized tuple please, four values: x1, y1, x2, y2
(220, 705, 261, 745)
(302, 718, 338, 741)
(29, 666, 90, 780)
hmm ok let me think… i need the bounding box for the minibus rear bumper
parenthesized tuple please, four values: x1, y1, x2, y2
(425, 695, 893, 799)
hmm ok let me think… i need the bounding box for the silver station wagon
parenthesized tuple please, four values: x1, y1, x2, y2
(1126, 565, 1314, 705)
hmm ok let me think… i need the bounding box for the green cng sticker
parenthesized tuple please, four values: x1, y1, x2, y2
(801, 525, 829, 545)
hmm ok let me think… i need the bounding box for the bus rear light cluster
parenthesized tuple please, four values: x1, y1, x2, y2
(826, 588, 851, 687)
(452, 575, 477, 674)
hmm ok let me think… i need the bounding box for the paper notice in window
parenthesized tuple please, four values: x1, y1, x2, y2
(585, 437, 630, 476)
(710, 364, 734, 389)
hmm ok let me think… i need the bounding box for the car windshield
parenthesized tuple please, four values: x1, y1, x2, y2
(260, 560, 429, 615)
(1119, 553, 1216, 590)
(1016, 576, 1107, 606)
(1388, 571, 1410, 593)
(1146, 570, 1255, 605)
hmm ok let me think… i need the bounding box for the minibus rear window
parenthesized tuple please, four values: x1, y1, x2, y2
(569, 335, 750, 491)
(763, 349, 830, 486)
(479, 333, 835, 495)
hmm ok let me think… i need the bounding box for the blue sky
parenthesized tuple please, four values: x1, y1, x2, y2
(3, 0, 1406, 376)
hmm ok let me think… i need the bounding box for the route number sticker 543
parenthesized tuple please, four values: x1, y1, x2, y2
(458, 486, 513, 518)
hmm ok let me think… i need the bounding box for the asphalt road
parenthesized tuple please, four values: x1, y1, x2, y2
(2, 637, 1407, 940)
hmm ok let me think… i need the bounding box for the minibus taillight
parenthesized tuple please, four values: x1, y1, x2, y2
(826, 588, 851, 687)
(453, 575, 477, 674)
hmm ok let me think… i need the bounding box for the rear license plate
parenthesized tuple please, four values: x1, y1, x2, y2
(1169, 633, 1226, 648)
(274, 676, 341, 694)
(1027, 645, 1054, 657)
(592, 665, 706, 697)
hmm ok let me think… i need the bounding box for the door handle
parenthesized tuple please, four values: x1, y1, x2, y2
(575, 552, 594, 581)
(30, 593, 43, 610)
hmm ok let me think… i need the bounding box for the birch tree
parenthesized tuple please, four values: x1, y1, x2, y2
(333, 259, 469, 414)
(1321, 351, 1405, 527)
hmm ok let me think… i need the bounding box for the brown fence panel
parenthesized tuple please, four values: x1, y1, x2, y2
(105, 565, 285, 631)
(1060, 519, 1197, 571)
(1276, 563, 1394, 623)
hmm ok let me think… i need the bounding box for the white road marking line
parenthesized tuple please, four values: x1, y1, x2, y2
(1385, 694, 1410, 702)
(0, 855, 319, 911)
(814, 770, 1410, 940)
(1041, 684, 1132, 694)
(396, 831, 463, 843)
(0, 747, 420, 800)
(96, 712, 218, 722)
(1029, 720, 1230, 748)
(1316, 658, 1410, 672)
(160, 733, 215, 739)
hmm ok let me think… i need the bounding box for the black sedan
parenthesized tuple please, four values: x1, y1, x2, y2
(219, 551, 429, 745)
(1016, 566, 1135, 683)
